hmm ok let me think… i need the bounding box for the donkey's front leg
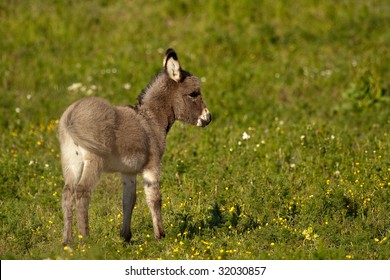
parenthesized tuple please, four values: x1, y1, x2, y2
(121, 174, 137, 242)
(143, 170, 165, 241)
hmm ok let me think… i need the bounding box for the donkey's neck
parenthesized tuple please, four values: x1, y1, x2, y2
(137, 74, 177, 136)
(138, 103, 175, 135)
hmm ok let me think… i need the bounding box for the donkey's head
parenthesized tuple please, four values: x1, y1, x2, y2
(162, 49, 211, 127)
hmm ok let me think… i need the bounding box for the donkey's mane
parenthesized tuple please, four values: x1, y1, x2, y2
(136, 70, 164, 106)
(136, 69, 193, 107)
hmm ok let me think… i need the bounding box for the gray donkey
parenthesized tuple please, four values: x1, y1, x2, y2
(59, 49, 211, 245)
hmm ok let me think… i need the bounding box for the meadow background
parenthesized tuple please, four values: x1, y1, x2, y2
(0, 0, 389, 260)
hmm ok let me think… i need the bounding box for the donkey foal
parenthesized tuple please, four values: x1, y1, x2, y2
(60, 49, 211, 245)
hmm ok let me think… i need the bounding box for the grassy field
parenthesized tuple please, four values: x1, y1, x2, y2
(0, 0, 389, 260)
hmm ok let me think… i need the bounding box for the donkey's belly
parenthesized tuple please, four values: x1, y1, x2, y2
(104, 154, 146, 174)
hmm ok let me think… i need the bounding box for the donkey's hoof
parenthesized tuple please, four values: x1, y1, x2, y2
(62, 238, 73, 247)
(155, 232, 166, 242)
(123, 236, 132, 243)
(120, 229, 132, 243)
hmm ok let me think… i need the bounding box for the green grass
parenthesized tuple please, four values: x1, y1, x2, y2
(1, 0, 389, 260)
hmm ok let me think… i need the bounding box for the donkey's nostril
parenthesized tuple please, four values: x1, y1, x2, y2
(204, 111, 211, 123)
(197, 108, 211, 127)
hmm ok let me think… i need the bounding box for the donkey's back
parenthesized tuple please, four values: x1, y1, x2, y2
(60, 96, 151, 174)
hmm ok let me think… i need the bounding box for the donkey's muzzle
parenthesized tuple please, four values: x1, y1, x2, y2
(197, 108, 212, 127)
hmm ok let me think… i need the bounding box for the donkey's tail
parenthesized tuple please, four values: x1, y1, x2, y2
(59, 97, 116, 156)
(65, 124, 111, 156)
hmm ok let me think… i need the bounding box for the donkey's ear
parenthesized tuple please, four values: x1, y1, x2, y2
(163, 48, 182, 82)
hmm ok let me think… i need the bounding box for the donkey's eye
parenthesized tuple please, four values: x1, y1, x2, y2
(189, 91, 200, 98)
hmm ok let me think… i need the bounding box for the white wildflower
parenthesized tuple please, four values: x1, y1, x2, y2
(67, 83, 82, 92)
(123, 83, 132, 90)
(242, 132, 250, 140)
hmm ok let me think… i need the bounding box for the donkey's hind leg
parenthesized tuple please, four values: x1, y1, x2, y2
(61, 140, 84, 246)
(62, 183, 76, 246)
(75, 150, 103, 240)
